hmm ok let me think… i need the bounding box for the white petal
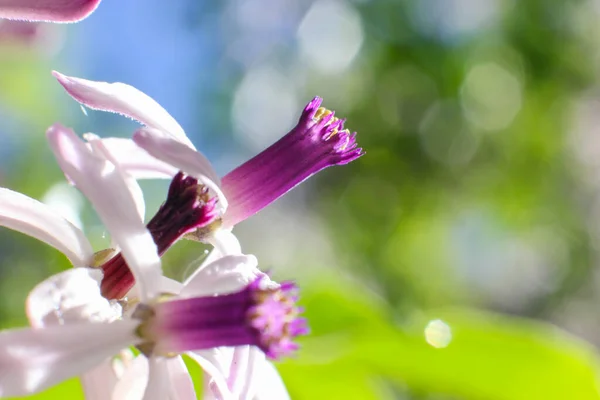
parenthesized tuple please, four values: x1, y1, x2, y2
(251, 359, 290, 400)
(26, 268, 121, 328)
(81, 359, 119, 400)
(89, 137, 179, 180)
(186, 351, 233, 400)
(229, 346, 250, 397)
(182, 247, 222, 287)
(53, 71, 194, 149)
(0, 187, 92, 267)
(179, 255, 260, 298)
(126, 276, 184, 304)
(0, 320, 138, 397)
(86, 135, 147, 221)
(207, 229, 241, 256)
(166, 356, 196, 400)
(133, 128, 226, 211)
(112, 355, 148, 400)
(47, 123, 163, 301)
(142, 358, 170, 400)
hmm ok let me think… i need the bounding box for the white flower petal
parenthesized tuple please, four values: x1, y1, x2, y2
(53, 71, 193, 149)
(0, 187, 92, 267)
(86, 135, 147, 221)
(111, 355, 147, 400)
(179, 255, 260, 298)
(47, 123, 163, 301)
(26, 268, 121, 328)
(133, 128, 226, 210)
(142, 358, 170, 400)
(0, 320, 138, 397)
(90, 137, 179, 180)
(229, 346, 250, 398)
(251, 359, 290, 400)
(206, 229, 241, 256)
(166, 356, 196, 400)
(186, 351, 233, 400)
(81, 359, 119, 400)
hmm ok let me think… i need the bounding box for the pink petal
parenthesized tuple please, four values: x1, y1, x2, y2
(132, 128, 226, 210)
(46, 123, 163, 301)
(0, 187, 92, 267)
(0, 0, 101, 22)
(179, 254, 260, 298)
(26, 268, 120, 328)
(52, 71, 194, 148)
(88, 137, 178, 180)
(0, 320, 138, 397)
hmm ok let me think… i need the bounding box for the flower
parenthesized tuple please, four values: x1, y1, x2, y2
(26, 267, 131, 400)
(0, 123, 168, 300)
(0, 255, 306, 398)
(0, 123, 307, 399)
(52, 71, 364, 240)
(0, 0, 101, 22)
(111, 253, 303, 400)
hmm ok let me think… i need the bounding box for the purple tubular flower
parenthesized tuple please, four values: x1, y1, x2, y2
(100, 172, 219, 299)
(149, 277, 308, 359)
(221, 96, 364, 228)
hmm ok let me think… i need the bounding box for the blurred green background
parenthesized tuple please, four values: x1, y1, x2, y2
(2, 0, 600, 398)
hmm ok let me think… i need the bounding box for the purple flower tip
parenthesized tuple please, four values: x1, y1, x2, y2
(221, 97, 364, 228)
(248, 278, 308, 359)
(149, 276, 309, 359)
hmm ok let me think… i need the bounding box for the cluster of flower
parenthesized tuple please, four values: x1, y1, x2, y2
(0, 1, 363, 399)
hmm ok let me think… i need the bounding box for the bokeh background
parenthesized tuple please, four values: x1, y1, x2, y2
(2, 0, 600, 398)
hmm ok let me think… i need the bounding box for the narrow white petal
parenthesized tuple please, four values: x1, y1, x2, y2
(179, 255, 260, 298)
(207, 229, 241, 256)
(182, 248, 222, 287)
(26, 268, 121, 328)
(111, 355, 148, 400)
(133, 128, 226, 211)
(0, 187, 92, 267)
(0, 320, 138, 397)
(53, 71, 194, 149)
(81, 360, 119, 400)
(186, 351, 233, 400)
(142, 358, 170, 400)
(47, 124, 163, 301)
(91, 137, 179, 179)
(229, 346, 250, 397)
(251, 359, 290, 400)
(87, 135, 147, 221)
(166, 356, 196, 400)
